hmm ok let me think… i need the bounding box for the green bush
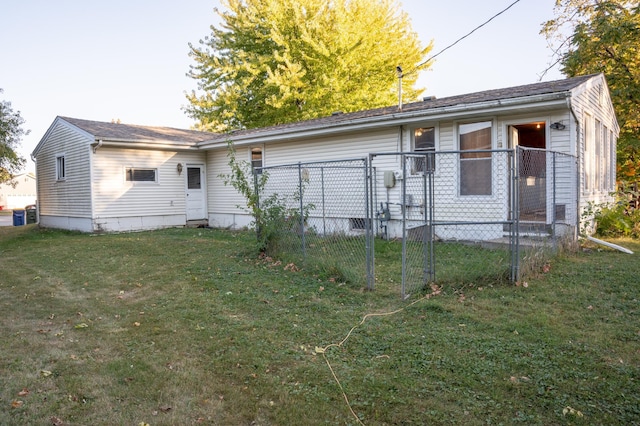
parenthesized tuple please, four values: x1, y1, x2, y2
(593, 197, 640, 238)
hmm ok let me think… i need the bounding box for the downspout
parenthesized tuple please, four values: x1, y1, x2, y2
(30, 154, 39, 224)
(567, 97, 581, 240)
(90, 139, 102, 232)
(92, 139, 103, 153)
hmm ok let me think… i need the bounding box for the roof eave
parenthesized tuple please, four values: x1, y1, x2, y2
(91, 138, 201, 151)
(198, 92, 570, 149)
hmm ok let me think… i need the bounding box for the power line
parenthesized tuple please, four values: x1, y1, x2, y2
(405, 0, 523, 77)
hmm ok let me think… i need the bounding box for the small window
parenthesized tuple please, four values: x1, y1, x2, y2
(251, 147, 263, 174)
(459, 121, 492, 196)
(413, 127, 435, 173)
(56, 155, 66, 180)
(126, 168, 157, 182)
(187, 167, 201, 189)
(349, 217, 367, 230)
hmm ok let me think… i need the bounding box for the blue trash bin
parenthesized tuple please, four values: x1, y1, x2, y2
(13, 209, 26, 226)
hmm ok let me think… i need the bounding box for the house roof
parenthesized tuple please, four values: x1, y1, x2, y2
(207, 73, 600, 144)
(35, 73, 602, 155)
(59, 116, 214, 144)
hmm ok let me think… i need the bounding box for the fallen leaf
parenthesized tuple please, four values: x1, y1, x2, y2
(40, 370, 53, 377)
(133, 322, 141, 327)
(17, 389, 29, 397)
(159, 405, 172, 413)
(11, 400, 23, 408)
(50, 416, 64, 426)
(74, 323, 89, 329)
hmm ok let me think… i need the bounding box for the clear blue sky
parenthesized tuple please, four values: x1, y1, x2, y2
(1, 0, 563, 172)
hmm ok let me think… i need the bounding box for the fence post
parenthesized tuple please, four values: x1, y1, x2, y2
(297, 162, 306, 259)
(552, 151, 557, 248)
(364, 158, 374, 290)
(511, 149, 520, 282)
(321, 167, 326, 237)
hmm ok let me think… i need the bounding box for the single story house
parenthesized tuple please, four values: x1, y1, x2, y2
(0, 172, 37, 210)
(32, 73, 618, 237)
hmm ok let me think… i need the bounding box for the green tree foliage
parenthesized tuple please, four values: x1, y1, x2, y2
(0, 89, 27, 184)
(542, 1, 640, 178)
(186, 0, 432, 132)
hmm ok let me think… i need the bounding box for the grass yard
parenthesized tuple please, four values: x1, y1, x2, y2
(0, 225, 638, 425)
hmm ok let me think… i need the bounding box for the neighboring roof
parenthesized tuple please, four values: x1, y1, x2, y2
(207, 73, 600, 144)
(59, 116, 214, 144)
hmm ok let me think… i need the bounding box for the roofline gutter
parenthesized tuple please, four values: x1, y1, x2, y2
(90, 138, 201, 151)
(198, 92, 570, 149)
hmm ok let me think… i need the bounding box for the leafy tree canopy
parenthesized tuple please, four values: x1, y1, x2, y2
(542, 1, 640, 172)
(0, 89, 27, 184)
(186, 0, 432, 132)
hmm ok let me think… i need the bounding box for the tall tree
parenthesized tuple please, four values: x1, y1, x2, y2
(186, 0, 432, 132)
(542, 1, 640, 183)
(0, 89, 27, 184)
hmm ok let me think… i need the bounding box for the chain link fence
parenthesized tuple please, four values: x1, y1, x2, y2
(257, 159, 374, 288)
(256, 148, 578, 298)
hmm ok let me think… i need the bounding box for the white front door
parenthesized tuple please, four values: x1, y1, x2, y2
(186, 165, 206, 220)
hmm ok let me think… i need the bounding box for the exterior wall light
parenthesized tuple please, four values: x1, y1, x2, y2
(177, 163, 183, 175)
(550, 122, 566, 130)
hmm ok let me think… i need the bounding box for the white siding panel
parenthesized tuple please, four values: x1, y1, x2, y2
(266, 128, 399, 166)
(438, 122, 455, 150)
(35, 122, 93, 217)
(92, 147, 206, 221)
(206, 147, 248, 216)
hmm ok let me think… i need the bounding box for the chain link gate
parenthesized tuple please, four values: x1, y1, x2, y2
(369, 153, 435, 299)
(371, 150, 519, 299)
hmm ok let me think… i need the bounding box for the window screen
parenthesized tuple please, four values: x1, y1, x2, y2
(187, 167, 201, 189)
(126, 168, 156, 182)
(459, 121, 492, 196)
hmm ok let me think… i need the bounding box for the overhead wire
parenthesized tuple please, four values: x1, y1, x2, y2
(403, 0, 523, 78)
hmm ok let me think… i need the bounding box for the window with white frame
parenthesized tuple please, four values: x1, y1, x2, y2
(459, 121, 492, 196)
(56, 155, 66, 180)
(585, 114, 594, 191)
(251, 147, 263, 174)
(125, 168, 157, 182)
(610, 129, 616, 191)
(412, 127, 435, 173)
(595, 119, 602, 191)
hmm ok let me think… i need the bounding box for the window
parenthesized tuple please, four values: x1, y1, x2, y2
(349, 217, 366, 230)
(56, 155, 66, 180)
(585, 114, 594, 191)
(187, 167, 201, 190)
(126, 168, 157, 182)
(595, 119, 602, 191)
(413, 127, 435, 173)
(251, 147, 263, 174)
(459, 121, 492, 196)
(610, 130, 616, 191)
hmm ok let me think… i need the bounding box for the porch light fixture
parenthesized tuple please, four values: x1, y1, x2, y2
(177, 163, 183, 175)
(550, 121, 566, 130)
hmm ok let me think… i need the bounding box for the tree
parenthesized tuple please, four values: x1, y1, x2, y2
(0, 89, 27, 184)
(186, 0, 432, 132)
(541, 1, 640, 181)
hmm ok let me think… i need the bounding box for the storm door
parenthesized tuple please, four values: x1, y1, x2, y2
(186, 165, 206, 220)
(509, 123, 547, 222)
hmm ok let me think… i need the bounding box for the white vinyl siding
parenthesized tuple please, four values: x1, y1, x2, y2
(92, 147, 205, 218)
(34, 121, 93, 218)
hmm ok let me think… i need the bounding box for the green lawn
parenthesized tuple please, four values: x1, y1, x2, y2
(0, 225, 638, 425)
